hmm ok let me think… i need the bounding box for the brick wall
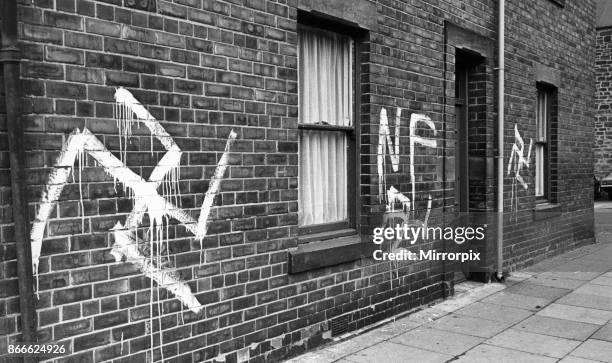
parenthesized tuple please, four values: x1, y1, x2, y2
(0, 0, 595, 362)
(502, 0, 595, 269)
(596, 27, 612, 179)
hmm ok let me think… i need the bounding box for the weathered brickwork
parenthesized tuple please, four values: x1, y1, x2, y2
(596, 27, 612, 179)
(0, 0, 595, 362)
(502, 0, 595, 269)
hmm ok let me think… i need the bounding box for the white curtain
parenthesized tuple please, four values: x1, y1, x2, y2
(535, 145, 544, 196)
(535, 90, 547, 197)
(298, 27, 353, 226)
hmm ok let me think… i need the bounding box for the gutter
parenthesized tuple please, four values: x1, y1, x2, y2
(496, 0, 505, 280)
(1, 0, 38, 346)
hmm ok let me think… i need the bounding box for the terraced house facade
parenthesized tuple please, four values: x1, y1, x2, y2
(0, 0, 596, 362)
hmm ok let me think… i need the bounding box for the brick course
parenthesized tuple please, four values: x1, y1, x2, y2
(0, 0, 595, 362)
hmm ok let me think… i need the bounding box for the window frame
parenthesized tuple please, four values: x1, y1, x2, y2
(296, 18, 360, 240)
(535, 83, 556, 203)
(535, 86, 548, 200)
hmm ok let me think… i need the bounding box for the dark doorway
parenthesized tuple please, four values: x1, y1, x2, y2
(455, 49, 486, 213)
(454, 49, 487, 282)
(455, 56, 469, 213)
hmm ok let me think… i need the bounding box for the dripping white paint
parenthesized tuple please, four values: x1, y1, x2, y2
(507, 123, 533, 217)
(377, 107, 437, 248)
(30, 87, 237, 314)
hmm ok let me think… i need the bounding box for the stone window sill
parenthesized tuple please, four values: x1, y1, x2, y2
(533, 202, 561, 221)
(288, 233, 372, 274)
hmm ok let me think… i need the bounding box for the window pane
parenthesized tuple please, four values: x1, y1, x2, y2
(298, 27, 353, 126)
(535, 144, 544, 197)
(537, 90, 547, 141)
(298, 130, 347, 226)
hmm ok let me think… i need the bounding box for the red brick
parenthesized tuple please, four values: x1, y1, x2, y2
(93, 311, 128, 329)
(54, 318, 92, 339)
(44, 11, 83, 30)
(73, 331, 111, 352)
(21, 24, 62, 44)
(85, 52, 122, 70)
(85, 18, 121, 36)
(65, 32, 103, 50)
(53, 286, 92, 305)
(22, 61, 64, 80)
(105, 71, 139, 87)
(94, 279, 128, 298)
(45, 46, 84, 65)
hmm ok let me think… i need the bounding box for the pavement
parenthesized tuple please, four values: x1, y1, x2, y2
(287, 203, 612, 363)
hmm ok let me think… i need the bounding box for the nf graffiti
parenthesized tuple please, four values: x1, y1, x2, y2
(30, 87, 236, 313)
(377, 107, 437, 251)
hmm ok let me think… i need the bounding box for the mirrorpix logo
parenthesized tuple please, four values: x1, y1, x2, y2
(371, 224, 485, 262)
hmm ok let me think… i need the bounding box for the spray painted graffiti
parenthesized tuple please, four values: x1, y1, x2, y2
(507, 123, 532, 217)
(30, 87, 236, 314)
(377, 108, 437, 251)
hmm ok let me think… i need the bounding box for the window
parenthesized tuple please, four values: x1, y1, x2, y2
(548, 0, 565, 8)
(297, 25, 355, 236)
(535, 84, 555, 200)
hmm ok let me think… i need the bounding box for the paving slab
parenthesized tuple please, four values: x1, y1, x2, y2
(373, 319, 424, 339)
(344, 341, 452, 363)
(390, 326, 483, 356)
(300, 321, 410, 362)
(558, 356, 606, 363)
(549, 259, 610, 273)
(320, 339, 370, 359)
(578, 253, 612, 263)
(590, 275, 612, 287)
(454, 281, 487, 292)
(433, 283, 505, 313)
(394, 308, 448, 326)
(536, 303, 612, 325)
(593, 323, 612, 342)
(557, 292, 612, 311)
(594, 201, 612, 209)
(285, 351, 336, 363)
(556, 259, 611, 272)
(454, 301, 532, 324)
(569, 339, 612, 362)
(426, 314, 513, 338)
(514, 315, 601, 341)
(453, 344, 557, 363)
(505, 271, 534, 281)
(523, 256, 569, 273)
(536, 271, 601, 281)
(485, 329, 581, 358)
(481, 291, 550, 311)
(504, 282, 571, 300)
(503, 272, 534, 286)
(527, 275, 587, 289)
(574, 283, 612, 298)
(327, 328, 391, 354)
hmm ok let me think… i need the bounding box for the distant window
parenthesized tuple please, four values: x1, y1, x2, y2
(297, 25, 354, 233)
(548, 0, 565, 8)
